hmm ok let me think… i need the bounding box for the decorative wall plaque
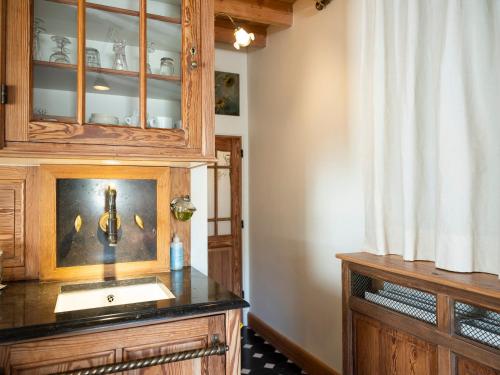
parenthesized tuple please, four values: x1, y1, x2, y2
(56, 178, 157, 267)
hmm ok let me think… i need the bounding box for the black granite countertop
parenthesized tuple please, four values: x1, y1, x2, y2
(0, 267, 249, 344)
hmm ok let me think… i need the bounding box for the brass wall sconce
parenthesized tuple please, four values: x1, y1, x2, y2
(316, 0, 332, 10)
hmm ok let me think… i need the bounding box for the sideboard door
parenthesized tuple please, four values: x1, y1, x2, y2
(353, 313, 438, 375)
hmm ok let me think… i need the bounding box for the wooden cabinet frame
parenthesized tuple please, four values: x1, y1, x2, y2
(1, 0, 214, 161)
(339, 254, 500, 375)
(0, 0, 5, 149)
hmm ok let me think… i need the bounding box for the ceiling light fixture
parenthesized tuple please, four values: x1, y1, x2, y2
(216, 13, 255, 50)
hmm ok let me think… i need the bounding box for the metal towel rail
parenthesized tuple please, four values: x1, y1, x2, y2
(51, 342, 229, 375)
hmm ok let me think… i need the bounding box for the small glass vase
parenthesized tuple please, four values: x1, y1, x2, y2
(112, 40, 128, 71)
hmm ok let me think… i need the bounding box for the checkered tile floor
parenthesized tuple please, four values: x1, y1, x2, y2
(241, 326, 307, 375)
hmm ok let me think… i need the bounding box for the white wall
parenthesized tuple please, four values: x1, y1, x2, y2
(215, 48, 250, 320)
(247, 0, 364, 372)
(190, 165, 208, 274)
(189, 48, 250, 316)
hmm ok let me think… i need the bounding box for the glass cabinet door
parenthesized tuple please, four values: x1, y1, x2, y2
(32, 0, 78, 122)
(30, 0, 186, 138)
(146, 15, 182, 130)
(85, 5, 140, 127)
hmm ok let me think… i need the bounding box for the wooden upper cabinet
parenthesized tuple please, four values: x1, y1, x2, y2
(1, 0, 214, 161)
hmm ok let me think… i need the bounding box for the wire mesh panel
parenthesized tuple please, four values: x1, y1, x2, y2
(455, 301, 500, 350)
(351, 272, 437, 325)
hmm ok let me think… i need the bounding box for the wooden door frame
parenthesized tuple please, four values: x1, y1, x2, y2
(208, 135, 242, 296)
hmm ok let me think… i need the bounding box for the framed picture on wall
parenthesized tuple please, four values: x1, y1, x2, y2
(215, 71, 240, 116)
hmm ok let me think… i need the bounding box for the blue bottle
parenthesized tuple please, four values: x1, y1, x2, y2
(170, 233, 184, 271)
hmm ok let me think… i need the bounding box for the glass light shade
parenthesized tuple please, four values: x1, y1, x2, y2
(93, 75, 110, 91)
(233, 27, 255, 50)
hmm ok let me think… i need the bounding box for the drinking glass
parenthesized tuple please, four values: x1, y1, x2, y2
(49, 36, 71, 64)
(86, 48, 101, 68)
(160, 57, 175, 76)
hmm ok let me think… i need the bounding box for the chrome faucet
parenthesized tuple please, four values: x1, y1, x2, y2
(107, 187, 118, 246)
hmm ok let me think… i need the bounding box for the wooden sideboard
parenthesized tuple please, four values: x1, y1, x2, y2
(337, 252, 500, 375)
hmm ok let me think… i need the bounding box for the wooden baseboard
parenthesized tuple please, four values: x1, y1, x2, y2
(248, 312, 340, 375)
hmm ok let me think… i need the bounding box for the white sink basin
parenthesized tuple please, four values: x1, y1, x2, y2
(54, 278, 175, 313)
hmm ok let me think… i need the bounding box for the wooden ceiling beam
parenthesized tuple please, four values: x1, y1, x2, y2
(214, 0, 293, 28)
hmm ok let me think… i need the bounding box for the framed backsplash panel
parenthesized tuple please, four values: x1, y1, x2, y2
(39, 165, 171, 281)
(56, 178, 157, 267)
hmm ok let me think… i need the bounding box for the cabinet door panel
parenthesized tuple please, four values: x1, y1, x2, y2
(0, 179, 24, 268)
(381, 327, 437, 375)
(10, 350, 115, 375)
(354, 314, 381, 375)
(353, 313, 438, 375)
(456, 356, 499, 375)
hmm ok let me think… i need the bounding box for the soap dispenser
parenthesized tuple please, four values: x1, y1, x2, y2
(170, 233, 184, 271)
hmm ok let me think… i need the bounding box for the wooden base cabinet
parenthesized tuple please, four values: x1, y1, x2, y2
(338, 252, 500, 375)
(0, 311, 241, 375)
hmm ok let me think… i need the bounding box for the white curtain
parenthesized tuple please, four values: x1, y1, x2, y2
(360, 0, 500, 275)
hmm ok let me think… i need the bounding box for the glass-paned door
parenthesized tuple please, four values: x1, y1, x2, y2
(31, 0, 184, 133)
(207, 136, 242, 296)
(85, 6, 140, 126)
(146, 15, 181, 129)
